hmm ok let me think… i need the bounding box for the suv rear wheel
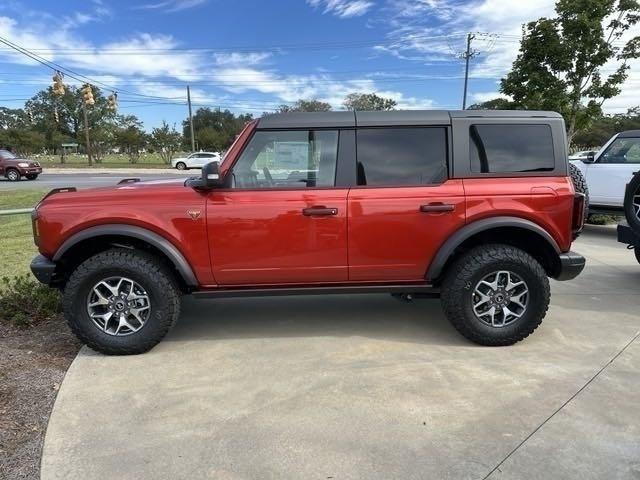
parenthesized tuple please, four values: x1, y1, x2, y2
(62, 249, 181, 355)
(441, 244, 550, 346)
(624, 172, 640, 234)
(6, 168, 20, 181)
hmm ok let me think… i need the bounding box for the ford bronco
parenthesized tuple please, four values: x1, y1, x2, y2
(31, 110, 586, 354)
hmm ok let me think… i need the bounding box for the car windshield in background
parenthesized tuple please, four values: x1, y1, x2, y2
(0, 149, 17, 159)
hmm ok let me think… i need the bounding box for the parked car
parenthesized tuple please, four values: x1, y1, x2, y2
(30, 110, 586, 355)
(570, 130, 640, 213)
(0, 149, 42, 181)
(617, 171, 640, 264)
(568, 150, 598, 161)
(171, 151, 221, 170)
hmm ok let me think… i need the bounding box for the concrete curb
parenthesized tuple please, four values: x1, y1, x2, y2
(0, 207, 33, 216)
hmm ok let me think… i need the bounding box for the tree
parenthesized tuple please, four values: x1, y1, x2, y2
(500, 0, 640, 145)
(468, 98, 516, 110)
(343, 93, 397, 111)
(113, 116, 147, 163)
(183, 108, 252, 152)
(276, 99, 332, 113)
(150, 121, 183, 164)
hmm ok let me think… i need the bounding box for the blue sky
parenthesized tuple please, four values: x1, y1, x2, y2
(0, 0, 638, 130)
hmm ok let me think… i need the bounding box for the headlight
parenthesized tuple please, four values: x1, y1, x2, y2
(18, 162, 29, 167)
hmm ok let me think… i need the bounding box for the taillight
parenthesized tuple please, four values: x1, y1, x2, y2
(31, 209, 40, 246)
(572, 193, 585, 239)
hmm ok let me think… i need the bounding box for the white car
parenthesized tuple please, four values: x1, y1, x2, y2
(171, 152, 221, 170)
(568, 150, 598, 161)
(570, 130, 640, 211)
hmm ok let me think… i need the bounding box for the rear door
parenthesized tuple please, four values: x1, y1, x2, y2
(207, 129, 349, 285)
(347, 126, 465, 281)
(588, 134, 640, 206)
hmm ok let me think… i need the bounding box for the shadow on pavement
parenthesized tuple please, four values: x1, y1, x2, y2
(165, 294, 471, 347)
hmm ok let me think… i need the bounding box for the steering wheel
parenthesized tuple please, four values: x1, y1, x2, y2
(263, 166, 274, 186)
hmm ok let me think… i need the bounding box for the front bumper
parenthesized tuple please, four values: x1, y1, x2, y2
(555, 251, 586, 281)
(30, 254, 56, 285)
(18, 167, 42, 175)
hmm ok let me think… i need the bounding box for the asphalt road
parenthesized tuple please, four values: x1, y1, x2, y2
(42, 226, 640, 480)
(0, 172, 191, 191)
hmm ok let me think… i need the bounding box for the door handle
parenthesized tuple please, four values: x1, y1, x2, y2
(420, 203, 455, 213)
(302, 206, 338, 216)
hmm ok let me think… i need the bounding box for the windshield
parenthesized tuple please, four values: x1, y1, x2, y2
(0, 149, 17, 159)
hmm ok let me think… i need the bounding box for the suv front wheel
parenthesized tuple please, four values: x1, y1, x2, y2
(441, 244, 550, 346)
(62, 249, 181, 355)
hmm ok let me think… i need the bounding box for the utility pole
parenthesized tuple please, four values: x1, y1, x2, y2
(462, 33, 477, 110)
(187, 85, 195, 152)
(82, 102, 92, 165)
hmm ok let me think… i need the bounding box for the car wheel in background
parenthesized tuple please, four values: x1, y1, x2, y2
(569, 163, 589, 230)
(62, 249, 181, 355)
(175, 162, 187, 170)
(26, 174, 38, 180)
(6, 168, 21, 181)
(624, 172, 640, 235)
(440, 244, 550, 346)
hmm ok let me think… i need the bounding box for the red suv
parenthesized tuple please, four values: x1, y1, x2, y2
(0, 149, 42, 181)
(30, 110, 586, 354)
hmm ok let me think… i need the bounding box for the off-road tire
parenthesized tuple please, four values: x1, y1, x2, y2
(63, 249, 181, 355)
(624, 171, 640, 235)
(441, 244, 550, 346)
(569, 163, 589, 231)
(6, 168, 20, 181)
(26, 174, 38, 180)
(175, 161, 187, 170)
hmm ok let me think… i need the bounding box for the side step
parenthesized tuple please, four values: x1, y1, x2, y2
(192, 284, 440, 299)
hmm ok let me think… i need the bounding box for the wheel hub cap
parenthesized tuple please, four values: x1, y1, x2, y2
(87, 276, 151, 336)
(472, 270, 529, 328)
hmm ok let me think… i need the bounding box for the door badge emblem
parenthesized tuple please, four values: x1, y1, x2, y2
(187, 209, 201, 220)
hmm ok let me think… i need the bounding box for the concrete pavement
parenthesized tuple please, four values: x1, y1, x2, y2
(41, 226, 640, 480)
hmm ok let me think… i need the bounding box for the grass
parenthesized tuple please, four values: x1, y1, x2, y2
(0, 189, 47, 278)
(34, 152, 185, 168)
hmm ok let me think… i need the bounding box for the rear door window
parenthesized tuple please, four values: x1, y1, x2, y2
(469, 124, 555, 173)
(355, 127, 447, 186)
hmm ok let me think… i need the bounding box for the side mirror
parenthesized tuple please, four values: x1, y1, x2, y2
(190, 161, 225, 190)
(583, 152, 596, 163)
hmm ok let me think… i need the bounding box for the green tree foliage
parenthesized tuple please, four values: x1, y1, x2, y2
(150, 121, 183, 164)
(573, 106, 640, 146)
(343, 92, 397, 111)
(467, 98, 517, 110)
(500, 0, 640, 144)
(276, 99, 332, 112)
(113, 116, 147, 163)
(183, 108, 252, 152)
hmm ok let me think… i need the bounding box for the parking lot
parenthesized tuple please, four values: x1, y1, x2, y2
(41, 225, 639, 480)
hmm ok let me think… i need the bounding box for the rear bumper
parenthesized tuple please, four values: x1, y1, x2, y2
(618, 222, 639, 246)
(30, 254, 56, 285)
(555, 251, 586, 281)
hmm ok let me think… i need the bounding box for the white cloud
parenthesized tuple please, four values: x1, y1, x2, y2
(213, 52, 272, 67)
(307, 0, 374, 18)
(133, 0, 208, 13)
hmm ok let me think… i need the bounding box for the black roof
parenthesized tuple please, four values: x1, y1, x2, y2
(618, 130, 640, 138)
(256, 110, 562, 129)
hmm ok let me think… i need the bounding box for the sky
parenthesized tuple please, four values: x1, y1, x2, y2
(0, 0, 638, 130)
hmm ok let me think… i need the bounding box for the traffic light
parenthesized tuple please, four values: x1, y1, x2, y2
(107, 92, 118, 111)
(27, 110, 33, 122)
(54, 107, 59, 123)
(82, 84, 95, 106)
(52, 71, 65, 96)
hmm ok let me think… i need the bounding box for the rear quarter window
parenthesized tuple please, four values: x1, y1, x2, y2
(470, 124, 555, 173)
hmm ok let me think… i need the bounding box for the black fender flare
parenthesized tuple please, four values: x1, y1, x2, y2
(53, 224, 198, 287)
(426, 216, 561, 281)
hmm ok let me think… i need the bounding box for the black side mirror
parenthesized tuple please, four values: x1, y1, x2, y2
(583, 152, 596, 163)
(190, 161, 225, 190)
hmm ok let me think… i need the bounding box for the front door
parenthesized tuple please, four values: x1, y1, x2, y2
(207, 129, 348, 285)
(587, 134, 640, 206)
(347, 126, 465, 281)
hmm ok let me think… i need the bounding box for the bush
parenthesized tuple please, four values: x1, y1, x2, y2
(0, 275, 61, 327)
(587, 214, 620, 225)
